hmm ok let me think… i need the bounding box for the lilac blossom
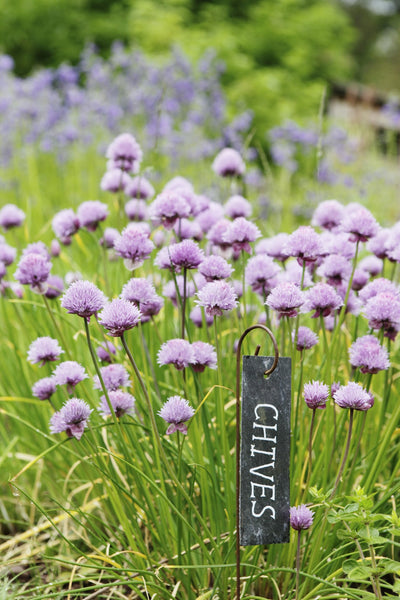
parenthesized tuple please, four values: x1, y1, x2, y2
(114, 224, 154, 270)
(341, 206, 379, 242)
(163, 277, 195, 306)
(93, 363, 130, 391)
(157, 338, 195, 370)
(100, 227, 119, 249)
(149, 192, 191, 229)
(367, 228, 391, 259)
(364, 292, 400, 340)
(190, 305, 214, 328)
(50, 398, 92, 440)
(284, 226, 322, 266)
(14, 253, 51, 293)
(278, 260, 313, 288)
(99, 298, 142, 336)
(121, 277, 163, 318)
(349, 335, 390, 374)
(196, 202, 224, 233)
(190, 341, 217, 372)
(311, 199, 344, 231)
(359, 278, 399, 304)
(199, 255, 233, 281)
(266, 282, 304, 318)
(173, 218, 203, 241)
(28, 336, 63, 366)
(99, 390, 136, 418)
(222, 217, 261, 254)
(169, 239, 204, 270)
(320, 231, 356, 260)
(0, 204, 25, 230)
(125, 175, 155, 200)
(61, 280, 106, 320)
(334, 382, 374, 411)
(290, 505, 314, 531)
(77, 201, 108, 232)
(164, 176, 193, 193)
(52, 209, 80, 244)
(351, 268, 369, 291)
(385, 223, 400, 262)
(293, 326, 319, 351)
(50, 239, 61, 257)
(96, 341, 117, 363)
(32, 376, 56, 401)
(245, 254, 280, 295)
(207, 219, 232, 252)
(53, 361, 88, 394)
(45, 275, 64, 299)
(106, 133, 142, 173)
(22, 242, 50, 260)
(158, 395, 195, 434)
(212, 147, 245, 177)
(224, 195, 252, 219)
(196, 280, 238, 317)
(100, 168, 131, 193)
(358, 255, 383, 277)
(304, 381, 329, 409)
(256, 233, 290, 262)
(303, 283, 343, 318)
(0, 242, 16, 266)
(125, 199, 148, 221)
(317, 254, 352, 286)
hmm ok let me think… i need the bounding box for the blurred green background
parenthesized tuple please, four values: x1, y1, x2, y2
(0, 0, 399, 133)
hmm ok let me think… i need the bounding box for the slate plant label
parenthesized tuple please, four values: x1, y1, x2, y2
(240, 355, 291, 546)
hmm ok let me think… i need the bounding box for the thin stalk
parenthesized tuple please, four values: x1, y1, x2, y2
(330, 408, 354, 499)
(307, 409, 316, 482)
(295, 531, 301, 600)
(181, 267, 187, 340)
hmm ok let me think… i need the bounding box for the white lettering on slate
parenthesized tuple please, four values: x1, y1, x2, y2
(250, 403, 277, 520)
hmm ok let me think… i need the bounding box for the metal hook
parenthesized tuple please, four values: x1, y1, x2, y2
(235, 324, 279, 600)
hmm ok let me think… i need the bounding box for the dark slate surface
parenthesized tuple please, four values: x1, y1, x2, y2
(239, 355, 291, 546)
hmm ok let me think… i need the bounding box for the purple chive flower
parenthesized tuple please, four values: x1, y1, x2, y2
(290, 505, 314, 531)
(53, 361, 88, 394)
(114, 224, 154, 270)
(317, 254, 352, 286)
(28, 336, 63, 366)
(222, 217, 261, 254)
(212, 147, 246, 177)
(284, 226, 322, 266)
(278, 260, 313, 288)
(190, 305, 214, 328)
(77, 201, 108, 232)
(303, 283, 343, 318)
(173, 218, 203, 241)
(358, 255, 383, 277)
(99, 298, 142, 337)
(100, 168, 131, 193)
(96, 341, 117, 363)
(304, 381, 329, 409)
(224, 195, 252, 219)
(351, 268, 369, 292)
(196, 202, 224, 233)
(32, 376, 56, 401)
(106, 133, 142, 173)
(164, 176, 193, 193)
(169, 240, 204, 270)
(207, 219, 232, 252)
(157, 338, 195, 370)
(364, 292, 400, 340)
(22, 242, 50, 260)
(196, 280, 238, 317)
(199, 255, 233, 281)
(125, 175, 155, 200)
(341, 206, 379, 242)
(125, 199, 148, 221)
(256, 233, 290, 263)
(50, 239, 61, 257)
(45, 275, 64, 299)
(359, 278, 399, 304)
(99, 390, 136, 418)
(311, 199, 345, 231)
(367, 228, 391, 259)
(245, 254, 280, 295)
(163, 277, 195, 307)
(266, 282, 304, 318)
(14, 253, 51, 293)
(149, 192, 190, 229)
(0, 204, 25, 230)
(50, 398, 92, 440)
(158, 395, 195, 434)
(61, 280, 107, 320)
(154, 246, 175, 271)
(190, 341, 218, 372)
(121, 277, 163, 319)
(320, 231, 356, 260)
(0, 242, 17, 266)
(334, 382, 374, 411)
(100, 227, 120, 249)
(349, 335, 390, 374)
(52, 209, 80, 244)
(93, 363, 130, 391)
(293, 326, 319, 351)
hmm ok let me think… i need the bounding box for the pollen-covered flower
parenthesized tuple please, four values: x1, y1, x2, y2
(303, 283, 343, 318)
(99, 298, 142, 337)
(293, 326, 319, 351)
(224, 195, 252, 219)
(349, 335, 390, 374)
(93, 363, 130, 391)
(222, 217, 261, 254)
(32, 376, 56, 400)
(341, 206, 379, 242)
(52, 209, 80, 244)
(114, 224, 154, 270)
(14, 252, 51, 293)
(77, 200, 108, 232)
(266, 282, 304, 318)
(158, 395, 195, 434)
(190, 341, 217, 372)
(311, 199, 345, 231)
(99, 390, 136, 418)
(212, 147, 245, 177)
(106, 133, 142, 173)
(0, 204, 25, 230)
(199, 255, 233, 282)
(290, 505, 314, 531)
(50, 398, 92, 440)
(53, 361, 88, 394)
(284, 226, 322, 266)
(61, 280, 107, 320)
(149, 192, 191, 229)
(333, 381, 374, 411)
(303, 381, 329, 409)
(196, 280, 238, 317)
(157, 338, 195, 370)
(28, 336, 63, 366)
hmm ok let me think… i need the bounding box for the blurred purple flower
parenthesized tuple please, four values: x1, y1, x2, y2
(158, 395, 195, 434)
(14, 253, 51, 293)
(196, 280, 238, 317)
(256, 233, 290, 263)
(99, 390, 136, 418)
(0, 242, 16, 266)
(28, 336, 63, 366)
(266, 282, 304, 318)
(190, 305, 214, 328)
(100, 168, 131, 193)
(224, 195, 252, 219)
(341, 206, 379, 243)
(149, 192, 190, 229)
(50, 239, 61, 257)
(317, 254, 352, 286)
(207, 218, 232, 252)
(53, 361, 88, 394)
(100, 227, 119, 249)
(163, 276, 195, 306)
(293, 326, 319, 351)
(32, 376, 56, 401)
(334, 382, 374, 411)
(114, 224, 154, 270)
(96, 341, 117, 363)
(45, 274, 64, 299)
(349, 335, 390, 374)
(158, 338, 194, 370)
(106, 132, 142, 173)
(303, 282, 343, 318)
(50, 397, 92, 440)
(284, 226, 322, 266)
(77, 200, 108, 232)
(93, 363, 130, 391)
(99, 298, 142, 336)
(196, 202, 224, 233)
(125, 199, 148, 221)
(199, 255, 233, 281)
(125, 175, 155, 200)
(223, 217, 261, 254)
(245, 254, 280, 295)
(311, 199, 344, 231)
(190, 341, 217, 372)
(364, 292, 400, 340)
(358, 256, 383, 277)
(52, 209, 80, 244)
(0, 204, 25, 230)
(212, 147, 245, 177)
(359, 277, 399, 304)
